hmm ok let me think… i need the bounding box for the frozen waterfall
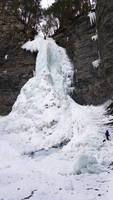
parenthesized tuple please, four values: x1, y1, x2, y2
(1, 36, 113, 175)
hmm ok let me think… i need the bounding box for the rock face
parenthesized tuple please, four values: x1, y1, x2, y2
(54, 0, 113, 105)
(54, 15, 99, 105)
(0, 12, 36, 115)
(96, 0, 113, 103)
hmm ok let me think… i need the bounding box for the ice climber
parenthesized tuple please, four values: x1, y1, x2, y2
(105, 130, 110, 141)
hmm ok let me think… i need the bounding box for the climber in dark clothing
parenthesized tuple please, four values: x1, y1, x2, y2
(44, 34, 47, 40)
(105, 130, 110, 141)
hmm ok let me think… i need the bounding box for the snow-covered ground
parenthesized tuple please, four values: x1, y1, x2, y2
(0, 36, 113, 200)
(0, 134, 113, 200)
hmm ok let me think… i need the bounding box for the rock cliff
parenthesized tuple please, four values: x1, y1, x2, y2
(54, 0, 113, 105)
(96, 0, 113, 103)
(54, 14, 99, 105)
(0, 12, 36, 115)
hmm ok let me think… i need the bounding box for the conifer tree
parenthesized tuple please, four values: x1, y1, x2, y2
(45, 0, 91, 28)
(0, 0, 42, 32)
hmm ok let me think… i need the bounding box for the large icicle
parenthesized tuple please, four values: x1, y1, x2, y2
(88, 11, 96, 26)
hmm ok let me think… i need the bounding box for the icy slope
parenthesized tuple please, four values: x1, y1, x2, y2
(0, 131, 113, 200)
(1, 36, 113, 176)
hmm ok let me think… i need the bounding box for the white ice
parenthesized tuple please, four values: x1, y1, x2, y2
(92, 34, 98, 41)
(0, 36, 113, 200)
(88, 11, 96, 26)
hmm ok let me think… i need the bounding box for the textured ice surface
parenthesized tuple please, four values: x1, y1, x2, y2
(0, 36, 113, 200)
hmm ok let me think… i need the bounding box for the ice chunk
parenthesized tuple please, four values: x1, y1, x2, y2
(73, 154, 106, 174)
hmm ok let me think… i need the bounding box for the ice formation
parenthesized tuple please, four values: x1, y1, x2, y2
(88, 11, 96, 26)
(1, 36, 113, 176)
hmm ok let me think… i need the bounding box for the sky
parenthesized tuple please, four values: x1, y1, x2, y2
(41, 0, 55, 8)
(41, 0, 95, 9)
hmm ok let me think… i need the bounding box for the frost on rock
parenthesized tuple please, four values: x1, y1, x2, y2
(92, 59, 100, 68)
(88, 11, 96, 26)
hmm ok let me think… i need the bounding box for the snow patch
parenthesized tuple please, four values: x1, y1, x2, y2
(4, 54, 8, 60)
(92, 34, 98, 41)
(92, 59, 100, 68)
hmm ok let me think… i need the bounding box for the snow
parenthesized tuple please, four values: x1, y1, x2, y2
(67, 37, 69, 42)
(38, 17, 59, 37)
(0, 36, 113, 199)
(3, 70, 7, 74)
(4, 54, 8, 60)
(90, 0, 96, 9)
(41, 0, 55, 8)
(92, 59, 100, 68)
(92, 34, 98, 41)
(88, 11, 96, 26)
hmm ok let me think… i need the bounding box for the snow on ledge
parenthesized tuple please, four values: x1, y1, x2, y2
(92, 34, 98, 41)
(92, 59, 100, 68)
(88, 11, 96, 26)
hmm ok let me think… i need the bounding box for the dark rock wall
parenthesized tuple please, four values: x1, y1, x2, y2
(54, 0, 113, 105)
(0, 12, 36, 115)
(96, 0, 113, 102)
(54, 15, 99, 105)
